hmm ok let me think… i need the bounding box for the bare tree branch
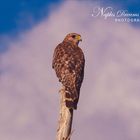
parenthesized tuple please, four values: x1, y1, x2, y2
(56, 86, 73, 140)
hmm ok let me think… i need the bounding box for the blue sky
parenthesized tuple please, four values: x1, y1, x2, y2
(0, 0, 62, 52)
(0, 1, 140, 140)
(0, 0, 140, 52)
(0, 0, 62, 34)
(0, 0, 139, 35)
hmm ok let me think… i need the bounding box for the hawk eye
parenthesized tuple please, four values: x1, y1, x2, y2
(72, 35, 76, 38)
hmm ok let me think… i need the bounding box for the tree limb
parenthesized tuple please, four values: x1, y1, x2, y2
(56, 86, 73, 140)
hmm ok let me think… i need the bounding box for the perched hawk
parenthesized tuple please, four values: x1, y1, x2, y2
(52, 33, 85, 109)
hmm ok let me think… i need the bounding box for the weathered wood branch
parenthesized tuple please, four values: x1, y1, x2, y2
(56, 86, 73, 140)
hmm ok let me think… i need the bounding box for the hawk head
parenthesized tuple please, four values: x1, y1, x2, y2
(64, 33, 82, 45)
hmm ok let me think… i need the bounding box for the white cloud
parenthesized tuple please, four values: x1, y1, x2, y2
(0, 1, 140, 140)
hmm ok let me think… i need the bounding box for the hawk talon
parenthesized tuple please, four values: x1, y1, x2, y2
(59, 88, 65, 94)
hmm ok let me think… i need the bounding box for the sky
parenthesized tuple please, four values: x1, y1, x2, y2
(0, 0, 63, 33)
(0, 0, 140, 140)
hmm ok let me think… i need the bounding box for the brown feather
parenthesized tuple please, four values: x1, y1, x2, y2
(52, 34, 85, 109)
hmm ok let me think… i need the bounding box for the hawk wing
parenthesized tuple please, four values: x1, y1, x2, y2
(52, 42, 85, 109)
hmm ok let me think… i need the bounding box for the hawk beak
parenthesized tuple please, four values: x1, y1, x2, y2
(77, 35, 82, 42)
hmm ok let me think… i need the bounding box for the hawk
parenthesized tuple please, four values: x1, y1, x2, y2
(52, 33, 85, 109)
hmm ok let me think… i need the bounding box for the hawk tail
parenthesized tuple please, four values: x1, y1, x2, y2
(65, 89, 79, 110)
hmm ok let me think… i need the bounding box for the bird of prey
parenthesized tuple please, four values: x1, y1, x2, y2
(52, 33, 85, 109)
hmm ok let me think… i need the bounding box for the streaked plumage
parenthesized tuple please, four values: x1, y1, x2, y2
(52, 33, 85, 109)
